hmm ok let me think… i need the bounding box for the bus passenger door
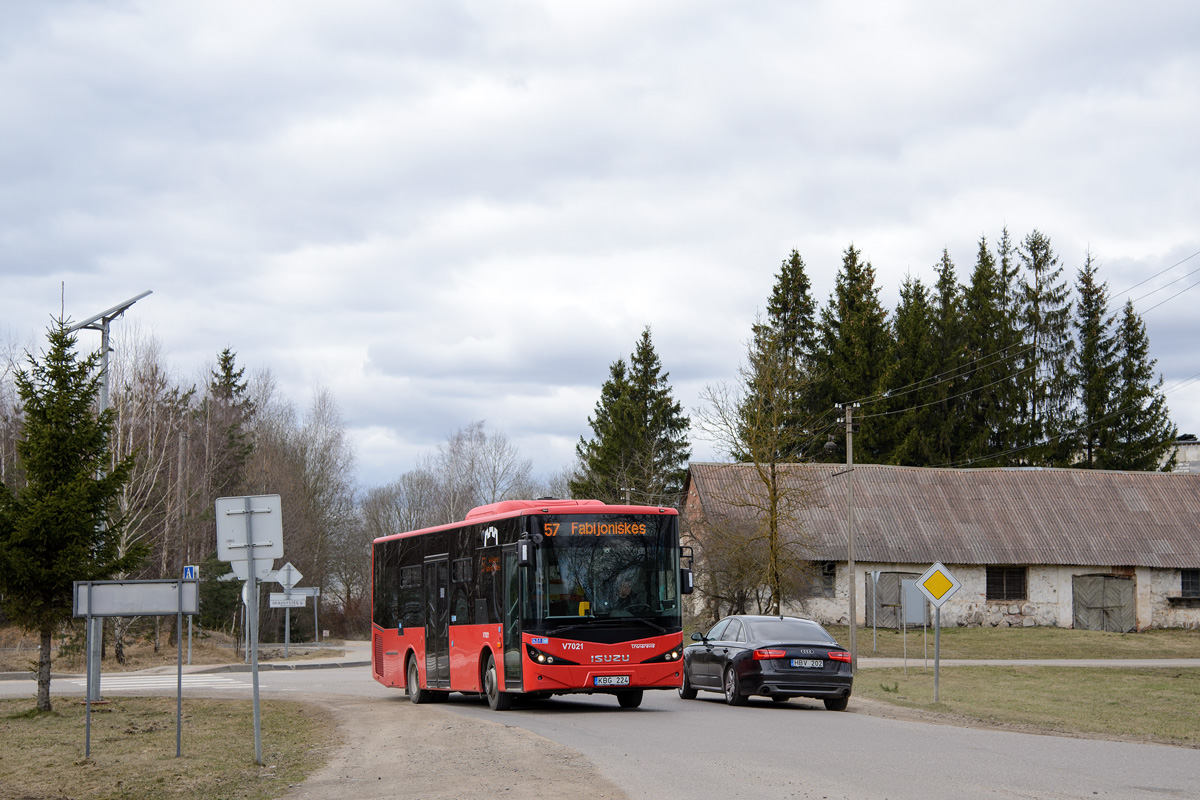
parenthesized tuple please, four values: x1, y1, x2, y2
(424, 556, 450, 688)
(501, 545, 523, 692)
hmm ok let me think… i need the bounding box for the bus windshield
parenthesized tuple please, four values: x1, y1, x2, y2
(528, 514, 680, 630)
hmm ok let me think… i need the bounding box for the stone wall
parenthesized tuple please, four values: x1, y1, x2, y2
(789, 562, 1200, 630)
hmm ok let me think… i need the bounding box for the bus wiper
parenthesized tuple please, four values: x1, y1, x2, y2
(548, 618, 640, 637)
(628, 616, 667, 634)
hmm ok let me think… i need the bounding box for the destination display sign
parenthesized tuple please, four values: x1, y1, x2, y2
(541, 517, 654, 538)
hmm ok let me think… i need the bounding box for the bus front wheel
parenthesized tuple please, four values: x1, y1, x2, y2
(616, 689, 643, 708)
(484, 653, 512, 711)
(407, 658, 431, 705)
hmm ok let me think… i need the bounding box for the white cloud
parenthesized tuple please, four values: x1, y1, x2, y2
(2, 0, 1198, 485)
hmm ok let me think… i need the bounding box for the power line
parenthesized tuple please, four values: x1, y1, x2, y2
(1115, 249, 1200, 298)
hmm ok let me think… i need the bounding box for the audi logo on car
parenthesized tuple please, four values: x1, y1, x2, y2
(799, 648, 816, 655)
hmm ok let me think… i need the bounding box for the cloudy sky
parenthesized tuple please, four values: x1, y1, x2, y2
(2, 1, 1198, 489)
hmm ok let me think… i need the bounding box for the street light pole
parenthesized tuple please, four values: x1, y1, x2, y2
(70, 290, 152, 701)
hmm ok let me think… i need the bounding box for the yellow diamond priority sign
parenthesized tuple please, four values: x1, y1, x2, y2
(916, 562, 961, 608)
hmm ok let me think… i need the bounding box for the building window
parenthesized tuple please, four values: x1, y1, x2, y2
(812, 561, 836, 597)
(1182, 569, 1200, 598)
(986, 566, 1027, 601)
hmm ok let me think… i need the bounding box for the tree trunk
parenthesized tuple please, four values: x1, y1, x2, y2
(37, 627, 53, 712)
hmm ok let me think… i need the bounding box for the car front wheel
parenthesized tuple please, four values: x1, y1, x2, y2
(678, 669, 697, 700)
(723, 666, 746, 706)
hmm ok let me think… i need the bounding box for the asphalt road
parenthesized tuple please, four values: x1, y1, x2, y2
(6, 661, 1200, 799)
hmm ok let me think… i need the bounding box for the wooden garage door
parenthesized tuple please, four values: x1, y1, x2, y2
(1072, 574, 1135, 632)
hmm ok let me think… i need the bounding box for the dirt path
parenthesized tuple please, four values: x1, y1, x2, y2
(280, 695, 628, 800)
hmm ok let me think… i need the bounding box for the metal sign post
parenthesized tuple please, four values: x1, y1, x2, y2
(215, 494, 282, 766)
(73, 579, 198, 759)
(271, 563, 303, 658)
(870, 570, 880, 652)
(915, 562, 962, 704)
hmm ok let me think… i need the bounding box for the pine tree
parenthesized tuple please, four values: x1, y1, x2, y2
(0, 320, 145, 712)
(1104, 300, 1177, 471)
(1016, 230, 1076, 465)
(572, 327, 690, 505)
(813, 244, 891, 461)
(1072, 251, 1116, 468)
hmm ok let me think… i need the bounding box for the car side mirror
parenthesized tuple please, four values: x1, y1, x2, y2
(690, 632, 704, 642)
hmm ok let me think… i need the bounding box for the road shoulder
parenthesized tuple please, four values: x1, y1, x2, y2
(280, 694, 629, 800)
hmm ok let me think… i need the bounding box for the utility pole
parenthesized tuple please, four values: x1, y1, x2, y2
(844, 403, 856, 674)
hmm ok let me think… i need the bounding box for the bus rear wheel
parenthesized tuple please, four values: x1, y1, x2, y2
(616, 689, 643, 708)
(407, 658, 431, 705)
(484, 653, 512, 711)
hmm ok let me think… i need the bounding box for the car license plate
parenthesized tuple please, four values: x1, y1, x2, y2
(594, 675, 630, 686)
(790, 659, 822, 668)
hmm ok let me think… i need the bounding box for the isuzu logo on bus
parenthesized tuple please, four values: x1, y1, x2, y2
(591, 654, 630, 663)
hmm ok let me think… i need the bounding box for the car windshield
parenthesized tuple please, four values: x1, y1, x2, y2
(747, 618, 838, 644)
(528, 514, 680, 629)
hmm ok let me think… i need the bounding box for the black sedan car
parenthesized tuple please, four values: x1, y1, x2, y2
(678, 615, 853, 709)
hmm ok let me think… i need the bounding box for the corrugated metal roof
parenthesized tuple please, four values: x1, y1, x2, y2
(684, 462, 1200, 569)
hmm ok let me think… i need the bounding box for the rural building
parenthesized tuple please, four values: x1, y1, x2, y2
(682, 462, 1200, 631)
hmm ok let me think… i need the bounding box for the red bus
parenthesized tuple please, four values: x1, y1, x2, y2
(371, 498, 693, 709)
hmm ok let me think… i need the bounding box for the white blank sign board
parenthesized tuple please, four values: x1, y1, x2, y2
(215, 494, 283, 563)
(74, 580, 199, 617)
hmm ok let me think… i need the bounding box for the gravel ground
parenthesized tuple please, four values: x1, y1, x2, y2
(280, 694, 628, 800)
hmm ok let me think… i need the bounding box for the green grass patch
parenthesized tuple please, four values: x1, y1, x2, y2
(856, 666, 1200, 747)
(0, 696, 338, 799)
(826, 624, 1200, 660)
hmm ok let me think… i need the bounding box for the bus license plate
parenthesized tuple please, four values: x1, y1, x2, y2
(594, 675, 630, 687)
(790, 659, 822, 668)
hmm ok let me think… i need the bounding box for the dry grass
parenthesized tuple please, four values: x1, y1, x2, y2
(0, 696, 339, 800)
(826, 623, 1200, 660)
(855, 665, 1200, 747)
(0, 626, 343, 674)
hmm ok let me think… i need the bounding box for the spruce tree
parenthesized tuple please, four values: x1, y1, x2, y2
(1104, 300, 1177, 471)
(959, 236, 1011, 465)
(882, 276, 937, 465)
(0, 320, 145, 712)
(572, 327, 690, 504)
(928, 249, 967, 464)
(743, 250, 819, 459)
(990, 228, 1025, 464)
(1072, 251, 1116, 468)
(1016, 230, 1076, 465)
(813, 244, 891, 461)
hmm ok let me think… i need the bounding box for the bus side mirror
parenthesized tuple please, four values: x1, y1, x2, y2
(680, 567, 694, 595)
(518, 536, 534, 568)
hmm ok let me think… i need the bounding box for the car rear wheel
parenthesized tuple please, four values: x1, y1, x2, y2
(824, 694, 849, 711)
(678, 670, 697, 700)
(723, 666, 746, 706)
(616, 689, 643, 708)
(484, 652, 513, 711)
(407, 658, 430, 704)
